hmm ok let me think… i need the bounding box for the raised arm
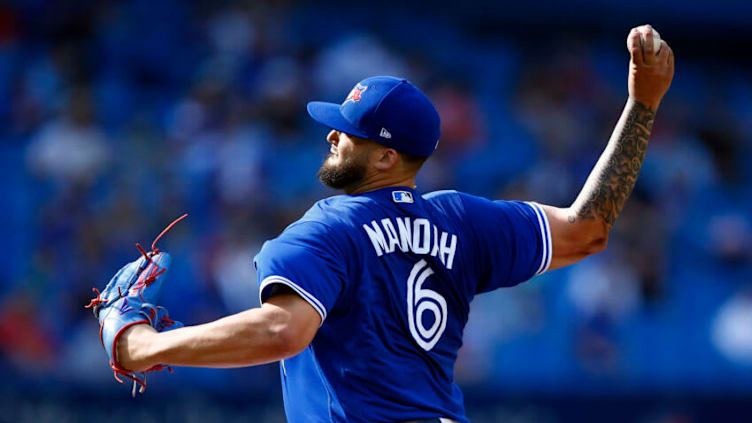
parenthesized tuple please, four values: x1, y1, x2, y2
(541, 25, 674, 270)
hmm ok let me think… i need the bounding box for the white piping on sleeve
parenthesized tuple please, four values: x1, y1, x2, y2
(259, 275, 327, 326)
(526, 202, 553, 275)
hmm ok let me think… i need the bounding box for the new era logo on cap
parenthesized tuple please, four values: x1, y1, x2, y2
(306, 76, 441, 157)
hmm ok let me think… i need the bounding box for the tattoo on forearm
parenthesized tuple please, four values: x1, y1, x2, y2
(573, 99, 655, 226)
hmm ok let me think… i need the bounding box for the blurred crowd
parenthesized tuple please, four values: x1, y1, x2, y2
(1, 0, 751, 401)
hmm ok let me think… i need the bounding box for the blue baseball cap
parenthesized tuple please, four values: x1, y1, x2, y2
(307, 76, 441, 157)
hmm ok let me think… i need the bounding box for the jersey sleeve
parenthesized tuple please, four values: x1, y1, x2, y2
(459, 193, 552, 293)
(253, 220, 347, 325)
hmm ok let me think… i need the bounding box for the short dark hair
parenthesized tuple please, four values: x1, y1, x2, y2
(399, 151, 429, 171)
(352, 133, 429, 171)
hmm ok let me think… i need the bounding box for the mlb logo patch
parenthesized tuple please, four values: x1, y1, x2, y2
(392, 190, 413, 204)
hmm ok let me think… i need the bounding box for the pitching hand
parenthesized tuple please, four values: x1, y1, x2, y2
(627, 25, 674, 111)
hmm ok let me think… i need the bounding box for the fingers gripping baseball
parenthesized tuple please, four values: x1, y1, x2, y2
(627, 25, 675, 110)
(627, 29, 643, 65)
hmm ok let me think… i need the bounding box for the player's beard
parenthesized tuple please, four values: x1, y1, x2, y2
(317, 153, 367, 190)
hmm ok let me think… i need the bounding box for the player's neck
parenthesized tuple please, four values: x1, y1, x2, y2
(343, 173, 417, 195)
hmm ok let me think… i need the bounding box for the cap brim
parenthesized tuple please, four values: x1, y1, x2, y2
(307, 101, 370, 139)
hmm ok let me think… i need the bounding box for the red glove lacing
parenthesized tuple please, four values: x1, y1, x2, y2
(84, 213, 188, 395)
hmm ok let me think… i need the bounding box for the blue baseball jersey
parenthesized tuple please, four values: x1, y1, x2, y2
(253, 187, 552, 423)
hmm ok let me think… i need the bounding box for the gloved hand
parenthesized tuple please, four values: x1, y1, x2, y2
(85, 214, 187, 396)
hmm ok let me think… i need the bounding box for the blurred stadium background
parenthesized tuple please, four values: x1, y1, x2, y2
(1, 0, 751, 422)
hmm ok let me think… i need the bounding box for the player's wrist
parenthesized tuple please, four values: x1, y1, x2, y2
(628, 95, 660, 113)
(117, 323, 159, 372)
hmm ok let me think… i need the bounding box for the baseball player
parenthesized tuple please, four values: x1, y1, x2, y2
(92, 25, 673, 422)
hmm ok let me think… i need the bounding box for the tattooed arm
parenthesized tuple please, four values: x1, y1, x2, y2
(571, 98, 654, 226)
(539, 25, 674, 270)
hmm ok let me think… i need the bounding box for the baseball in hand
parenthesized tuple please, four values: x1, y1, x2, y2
(638, 25, 662, 54)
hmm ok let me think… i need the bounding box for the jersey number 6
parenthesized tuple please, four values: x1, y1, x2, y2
(407, 259, 447, 351)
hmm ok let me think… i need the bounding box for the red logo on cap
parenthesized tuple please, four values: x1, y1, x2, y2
(344, 83, 368, 104)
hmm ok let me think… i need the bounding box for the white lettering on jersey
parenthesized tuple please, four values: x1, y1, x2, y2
(439, 232, 458, 269)
(363, 221, 388, 256)
(412, 218, 431, 254)
(362, 217, 458, 270)
(381, 218, 400, 254)
(430, 224, 440, 257)
(395, 217, 412, 252)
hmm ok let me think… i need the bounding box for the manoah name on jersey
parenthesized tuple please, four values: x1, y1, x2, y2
(362, 217, 458, 270)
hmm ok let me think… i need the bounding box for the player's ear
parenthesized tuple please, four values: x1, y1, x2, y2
(372, 147, 399, 171)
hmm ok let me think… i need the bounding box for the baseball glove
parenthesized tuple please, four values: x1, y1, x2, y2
(85, 214, 187, 396)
